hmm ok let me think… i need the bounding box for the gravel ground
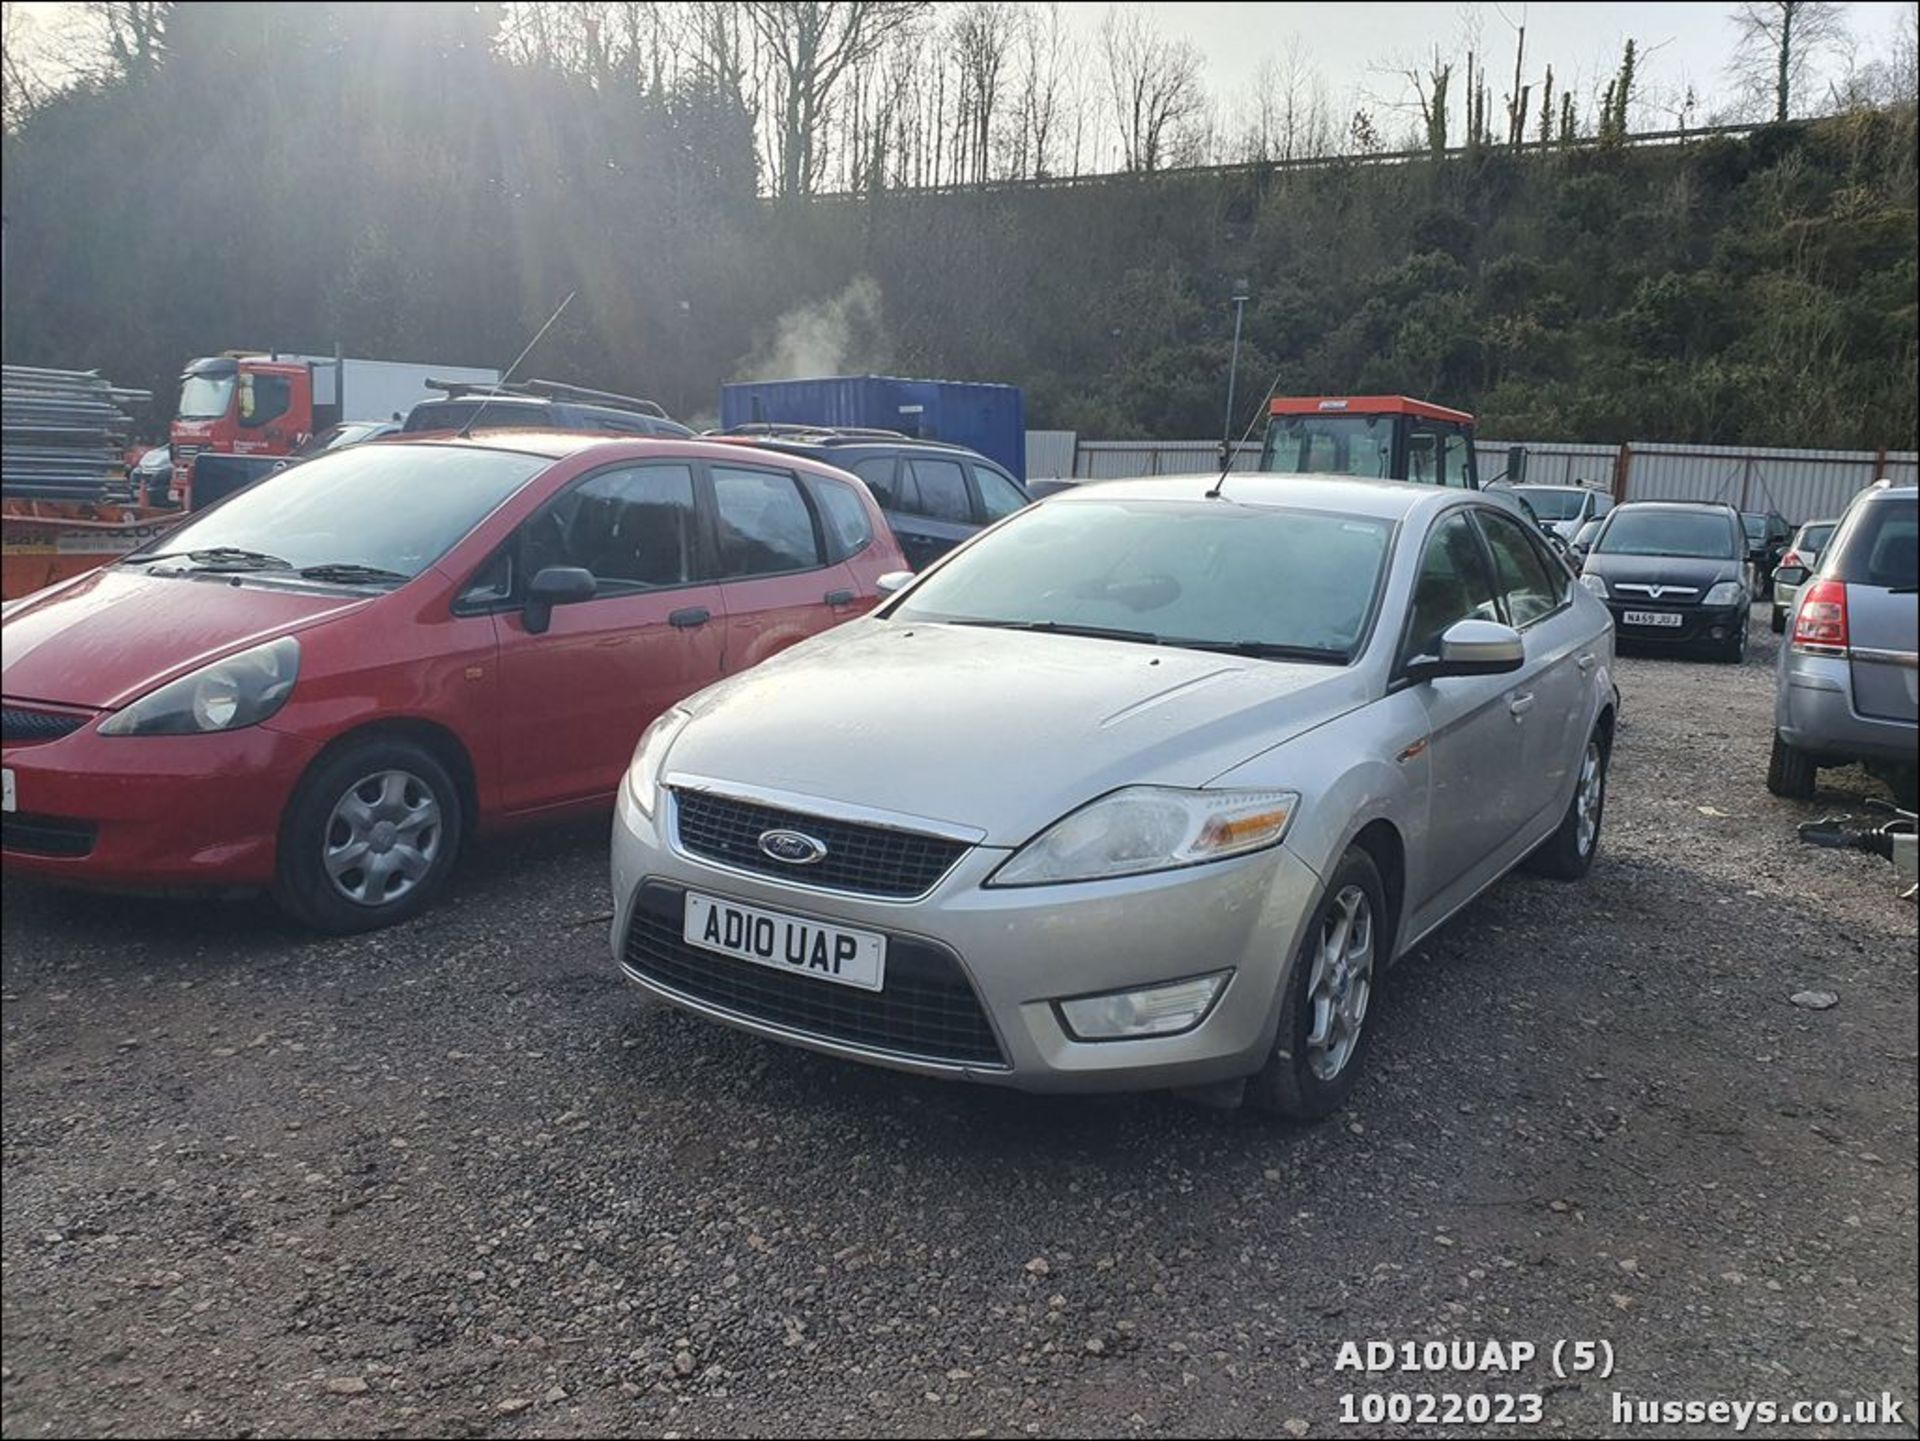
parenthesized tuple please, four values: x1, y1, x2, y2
(4, 607, 1916, 1439)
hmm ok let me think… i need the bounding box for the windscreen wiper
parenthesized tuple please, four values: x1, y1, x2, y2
(945, 618, 1162, 645)
(296, 563, 409, 585)
(1168, 638, 1347, 663)
(125, 546, 290, 570)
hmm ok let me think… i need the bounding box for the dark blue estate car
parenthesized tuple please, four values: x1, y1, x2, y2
(713, 428, 1031, 569)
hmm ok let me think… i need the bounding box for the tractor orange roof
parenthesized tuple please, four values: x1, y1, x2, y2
(1269, 395, 1475, 425)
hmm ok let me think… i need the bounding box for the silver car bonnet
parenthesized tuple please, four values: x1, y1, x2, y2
(664, 619, 1372, 844)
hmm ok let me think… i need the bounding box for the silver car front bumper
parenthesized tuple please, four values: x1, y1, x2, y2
(609, 784, 1327, 1093)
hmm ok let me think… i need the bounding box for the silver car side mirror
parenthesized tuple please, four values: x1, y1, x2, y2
(1406, 618, 1526, 681)
(876, 570, 914, 595)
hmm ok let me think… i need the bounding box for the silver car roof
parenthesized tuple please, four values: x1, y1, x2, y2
(1049, 473, 1478, 522)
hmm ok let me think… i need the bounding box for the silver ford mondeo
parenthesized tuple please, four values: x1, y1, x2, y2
(610, 475, 1617, 1118)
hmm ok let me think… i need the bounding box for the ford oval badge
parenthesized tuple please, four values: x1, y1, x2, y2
(759, 828, 828, 865)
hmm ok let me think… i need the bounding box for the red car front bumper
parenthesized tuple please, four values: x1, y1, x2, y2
(1, 715, 319, 890)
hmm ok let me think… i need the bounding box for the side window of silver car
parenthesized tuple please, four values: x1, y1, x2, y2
(1406, 512, 1501, 660)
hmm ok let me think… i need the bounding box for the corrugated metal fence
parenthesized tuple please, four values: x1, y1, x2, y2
(1616, 444, 1918, 521)
(1470, 440, 1617, 487)
(1041, 436, 1263, 481)
(1030, 431, 1918, 524)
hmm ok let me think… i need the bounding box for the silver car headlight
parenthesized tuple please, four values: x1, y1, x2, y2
(623, 708, 691, 819)
(98, 636, 300, 737)
(989, 786, 1299, 887)
(1579, 573, 1608, 599)
(1703, 580, 1744, 606)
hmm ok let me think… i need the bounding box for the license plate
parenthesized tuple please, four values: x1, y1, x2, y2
(1, 768, 13, 813)
(683, 891, 886, 992)
(1622, 610, 1683, 627)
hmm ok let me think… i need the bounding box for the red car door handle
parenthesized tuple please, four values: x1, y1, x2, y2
(824, 589, 856, 607)
(669, 606, 711, 629)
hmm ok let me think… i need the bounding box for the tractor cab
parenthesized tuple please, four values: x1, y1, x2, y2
(1258, 396, 1480, 489)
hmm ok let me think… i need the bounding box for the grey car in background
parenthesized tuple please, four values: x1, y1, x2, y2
(1768, 517, 1839, 634)
(1501, 483, 1612, 541)
(608, 476, 1618, 1118)
(1768, 480, 1919, 808)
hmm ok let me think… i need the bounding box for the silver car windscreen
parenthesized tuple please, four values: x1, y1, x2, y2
(890, 498, 1397, 662)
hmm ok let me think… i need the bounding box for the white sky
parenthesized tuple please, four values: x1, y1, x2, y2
(1067, 2, 1917, 127)
(11, 0, 1915, 134)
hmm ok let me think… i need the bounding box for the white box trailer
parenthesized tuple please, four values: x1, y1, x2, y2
(280, 355, 501, 424)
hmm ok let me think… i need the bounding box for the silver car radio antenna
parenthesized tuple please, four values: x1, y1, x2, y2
(1206, 366, 1289, 499)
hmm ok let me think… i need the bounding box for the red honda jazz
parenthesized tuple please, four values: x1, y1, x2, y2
(1, 434, 906, 931)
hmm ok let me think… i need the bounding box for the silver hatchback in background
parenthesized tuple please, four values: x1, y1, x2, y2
(609, 476, 1618, 1119)
(1769, 480, 1919, 808)
(1768, 517, 1839, 635)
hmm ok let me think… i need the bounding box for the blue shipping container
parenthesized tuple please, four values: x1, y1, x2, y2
(720, 375, 1027, 481)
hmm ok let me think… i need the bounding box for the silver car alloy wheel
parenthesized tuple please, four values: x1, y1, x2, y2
(323, 769, 442, 907)
(1576, 740, 1604, 857)
(1306, 883, 1374, 1081)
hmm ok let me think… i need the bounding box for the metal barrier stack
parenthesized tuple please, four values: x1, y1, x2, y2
(1, 365, 153, 503)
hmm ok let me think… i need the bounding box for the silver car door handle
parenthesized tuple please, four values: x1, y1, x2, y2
(1576, 653, 1597, 672)
(1509, 693, 1536, 718)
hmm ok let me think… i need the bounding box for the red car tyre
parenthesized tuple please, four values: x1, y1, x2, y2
(274, 737, 464, 933)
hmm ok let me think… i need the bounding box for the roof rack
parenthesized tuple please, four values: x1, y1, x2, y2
(719, 423, 914, 441)
(522, 379, 669, 419)
(713, 422, 833, 439)
(425, 377, 536, 400)
(422, 376, 669, 420)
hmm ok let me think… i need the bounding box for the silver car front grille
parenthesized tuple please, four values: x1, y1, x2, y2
(670, 788, 972, 899)
(1613, 582, 1701, 602)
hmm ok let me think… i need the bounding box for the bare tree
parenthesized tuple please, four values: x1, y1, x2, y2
(1728, 0, 1850, 122)
(1240, 35, 1328, 162)
(1009, 1, 1070, 178)
(1830, 3, 1919, 109)
(745, 1, 927, 197)
(1099, 4, 1208, 173)
(2, 0, 59, 128)
(951, 1, 1013, 184)
(80, 1, 167, 85)
(1398, 47, 1454, 153)
(1062, 30, 1096, 174)
(688, 3, 755, 109)
(1494, 1, 1530, 145)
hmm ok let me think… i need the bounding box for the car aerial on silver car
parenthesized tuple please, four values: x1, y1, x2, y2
(609, 475, 1618, 1118)
(1768, 480, 1918, 809)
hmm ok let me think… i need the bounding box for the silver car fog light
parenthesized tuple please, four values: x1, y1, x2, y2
(1057, 972, 1230, 1041)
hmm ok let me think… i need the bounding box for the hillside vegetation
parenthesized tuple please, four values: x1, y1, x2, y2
(2, 4, 1914, 449)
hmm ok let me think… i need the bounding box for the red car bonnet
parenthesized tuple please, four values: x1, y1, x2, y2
(1, 566, 372, 711)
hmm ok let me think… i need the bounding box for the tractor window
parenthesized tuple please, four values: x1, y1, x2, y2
(1406, 431, 1438, 485)
(1439, 428, 1472, 488)
(1260, 415, 1395, 480)
(1406, 422, 1472, 488)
